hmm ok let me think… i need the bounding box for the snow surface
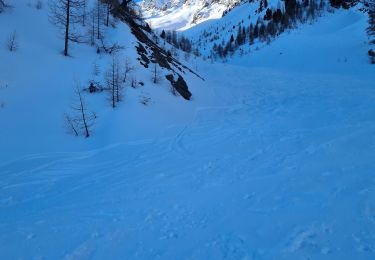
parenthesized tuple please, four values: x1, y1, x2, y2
(1, 1, 375, 259)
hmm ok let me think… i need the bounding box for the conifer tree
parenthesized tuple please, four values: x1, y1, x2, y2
(160, 30, 166, 39)
(368, 2, 375, 63)
(249, 23, 255, 44)
(367, 4, 375, 44)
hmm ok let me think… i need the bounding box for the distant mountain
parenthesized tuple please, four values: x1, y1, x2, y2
(140, 0, 367, 61)
(138, 0, 242, 30)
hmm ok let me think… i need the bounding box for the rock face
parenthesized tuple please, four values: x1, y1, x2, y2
(166, 74, 192, 100)
(139, 0, 242, 30)
(112, 4, 203, 100)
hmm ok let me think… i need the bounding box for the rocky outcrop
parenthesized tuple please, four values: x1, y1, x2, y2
(112, 5, 203, 100)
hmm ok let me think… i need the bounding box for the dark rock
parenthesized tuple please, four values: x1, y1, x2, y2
(368, 49, 375, 57)
(166, 74, 192, 100)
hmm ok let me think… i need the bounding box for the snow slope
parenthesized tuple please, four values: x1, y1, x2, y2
(0, 0, 205, 163)
(141, 0, 315, 58)
(1, 2, 375, 260)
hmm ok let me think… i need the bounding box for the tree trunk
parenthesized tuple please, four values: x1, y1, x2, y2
(82, 0, 86, 26)
(112, 62, 115, 108)
(106, 4, 110, 27)
(153, 64, 157, 83)
(97, 0, 100, 39)
(64, 0, 70, 56)
(78, 88, 90, 138)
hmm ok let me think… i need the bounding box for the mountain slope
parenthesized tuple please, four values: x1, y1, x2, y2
(0, 0, 204, 163)
(1, 2, 375, 259)
(142, 0, 369, 61)
(139, 0, 241, 31)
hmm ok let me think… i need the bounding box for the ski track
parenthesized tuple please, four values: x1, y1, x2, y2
(1, 65, 375, 259)
(1, 5, 375, 259)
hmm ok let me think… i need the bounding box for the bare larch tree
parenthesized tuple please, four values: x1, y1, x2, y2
(152, 62, 161, 84)
(81, 0, 87, 26)
(65, 82, 96, 138)
(122, 57, 134, 83)
(106, 55, 123, 108)
(49, 0, 85, 56)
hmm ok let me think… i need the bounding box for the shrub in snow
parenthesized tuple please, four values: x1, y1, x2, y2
(131, 76, 137, 88)
(122, 58, 134, 83)
(369, 49, 375, 64)
(36, 0, 43, 10)
(6, 31, 18, 52)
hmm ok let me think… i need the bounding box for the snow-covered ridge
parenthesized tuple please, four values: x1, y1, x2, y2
(139, 0, 242, 31)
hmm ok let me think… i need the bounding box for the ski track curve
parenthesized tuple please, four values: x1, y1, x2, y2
(2, 38, 375, 260)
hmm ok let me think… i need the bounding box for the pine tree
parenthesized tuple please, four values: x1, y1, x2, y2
(267, 20, 277, 37)
(172, 30, 178, 47)
(285, 0, 297, 17)
(368, 3, 375, 63)
(367, 4, 375, 44)
(319, 0, 325, 11)
(259, 0, 264, 12)
(236, 26, 244, 46)
(121, 0, 133, 8)
(329, 0, 342, 8)
(254, 24, 259, 38)
(273, 9, 283, 23)
(281, 11, 291, 29)
(166, 30, 172, 44)
(249, 23, 255, 44)
(160, 30, 166, 39)
(259, 22, 266, 41)
(264, 8, 273, 20)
